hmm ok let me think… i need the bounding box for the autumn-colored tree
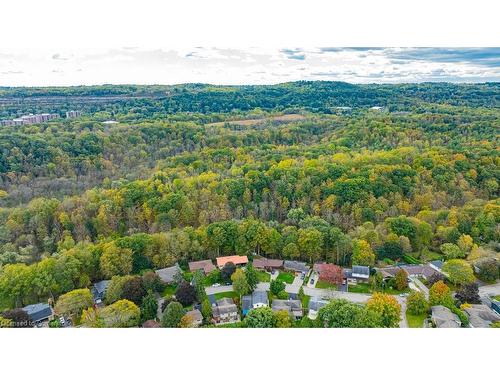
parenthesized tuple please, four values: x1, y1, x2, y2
(442, 259, 475, 285)
(318, 263, 344, 284)
(99, 242, 133, 279)
(55, 288, 93, 318)
(231, 268, 250, 297)
(406, 291, 428, 315)
(179, 314, 195, 328)
(394, 269, 409, 291)
(429, 280, 454, 307)
(100, 299, 140, 327)
(351, 239, 375, 267)
(275, 310, 293, 328)
(366, 293, 401, 328)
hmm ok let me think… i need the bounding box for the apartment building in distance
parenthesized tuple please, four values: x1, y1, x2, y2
(66, 110, 82, 118)
(1, 113, 59, 126)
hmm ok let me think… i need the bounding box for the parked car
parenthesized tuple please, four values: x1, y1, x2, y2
(310, 278, 315, 284)
(212, 283, 221, 287)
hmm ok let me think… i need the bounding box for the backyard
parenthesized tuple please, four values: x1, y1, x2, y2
(315, 280, 338, 290)
(276, 271, 295, 284)
(162, 284, 177, 297)
(214, 291, 238, 300)
(256, 271, 271, 282)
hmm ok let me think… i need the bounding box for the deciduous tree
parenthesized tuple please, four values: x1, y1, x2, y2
(366, 293, 401, 328)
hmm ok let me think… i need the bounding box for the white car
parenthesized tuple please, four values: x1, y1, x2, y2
(212, 283, 221, 287)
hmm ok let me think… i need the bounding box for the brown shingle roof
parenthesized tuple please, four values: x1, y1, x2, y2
(253, 258, 283, 269)
(188, 259, 216, 274)
(216, 255, 248, 268)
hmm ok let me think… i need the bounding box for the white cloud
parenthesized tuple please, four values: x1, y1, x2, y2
(0, 47, 499, 86)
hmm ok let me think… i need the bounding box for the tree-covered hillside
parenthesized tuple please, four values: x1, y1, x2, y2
(0, 82, 498, 310)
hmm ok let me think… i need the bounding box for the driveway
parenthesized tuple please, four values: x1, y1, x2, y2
(308, 271, 319, 288)
(270, 271, 279, 281)
(410, 276, 429, 297)
(205, 285, 233, 295)
(285, 275, 303, 295)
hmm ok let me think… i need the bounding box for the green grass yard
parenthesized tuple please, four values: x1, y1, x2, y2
(494, 295, 500, 301)
(406, 311, 427, 328)
(214, 291, 237, 300)
(162, 284, 177, 297)
(256, 271, 271, 282)
(315, 280, 338, 290)
(346, 283, 372, 293)
(276, 271, 295, 284)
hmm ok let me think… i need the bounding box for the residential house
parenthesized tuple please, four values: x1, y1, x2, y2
(242, 290, 269, 315)
(22, 303, 53, 325)
(253, 257, 283, 271)
(431, 306, 461, 328)
(91, 280, 110, 306)
(378, 264, 440, 281)
(216, 255, 249, 269)
(429, 260, 444, 273)
(463, 304, 500, 328)
(283, 260, 310, 275)
(188, 259, 216, 274)
(184, 309, 204, 327)
(212, 298, 240, 324)
(155, 263, 182, 284)
(343, 265, 370, 284)
(272, 299, 303, 320)
(308, 296, 329, 320)
(208, 294, 217, 306)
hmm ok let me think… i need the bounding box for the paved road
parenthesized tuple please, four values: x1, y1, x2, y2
(205, 281, 409, 327)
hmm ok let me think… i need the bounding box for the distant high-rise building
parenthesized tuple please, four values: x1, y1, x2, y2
(66, 110, 82, 119)
(1, 113, 59, 126)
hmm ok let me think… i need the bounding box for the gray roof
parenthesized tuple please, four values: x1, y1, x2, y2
(284, 260, 310, 273)
(272, 299, 303, 317)
(155, 264, 182, 283)
(430, 260, 444, 270)
(22, 303, 52, 322)
(208, 294, 216, 306)
(352, 265, 370, 276)
(212, 297, 238, 317)
(464, 304, 500, 328)
(185, 309, 203, 322)
(431, 306, 461, 328)
(308, 296, 329, 312)
(92, 280, 110, 300)
(252, 290, 268, 305)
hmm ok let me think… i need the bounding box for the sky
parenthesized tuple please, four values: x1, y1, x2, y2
(1, 47, 500, 87)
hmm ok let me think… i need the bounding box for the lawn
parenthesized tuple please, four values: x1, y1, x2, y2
(214, 291, 237, 300)
(162, 284, 177, 297)
(301, 295, 311, 310)
(494, 295, 500, 302)
(406, 311, 427, 328)
(256, 271, 271, 282)
(347, 283, 372, 293)
(276, 271, 295, 284)
(315, 280, 338, 290)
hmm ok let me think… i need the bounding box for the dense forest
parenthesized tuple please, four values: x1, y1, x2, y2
(0, 82, 498, 310)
